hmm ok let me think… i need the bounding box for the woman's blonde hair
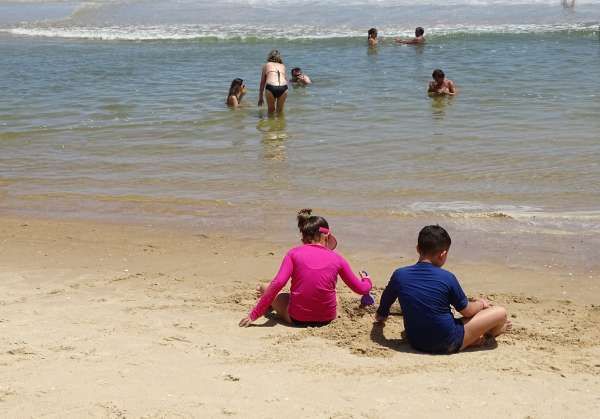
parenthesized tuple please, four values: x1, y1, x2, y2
(267, 49, 283, 63)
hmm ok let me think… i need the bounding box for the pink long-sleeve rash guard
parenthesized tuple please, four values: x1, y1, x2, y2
(249, 244, 373, 322)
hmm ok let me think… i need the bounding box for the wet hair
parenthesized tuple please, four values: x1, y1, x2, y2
(227, 78, 244, 98)
(291, 67, 302, 77)
(297, 209, 329, 244)
(432, 69, 445, 80)
(368, 28, 378, 39)
(416, 27, 425, 37)
(267, 49, 283, 63)
(417, 225, 451, 256)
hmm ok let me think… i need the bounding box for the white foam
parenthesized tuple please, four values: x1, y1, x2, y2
(3, 21, 598, 41)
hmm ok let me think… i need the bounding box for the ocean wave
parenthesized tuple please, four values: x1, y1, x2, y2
(2, 22, 598, 41)
(392, 202, 600, 226)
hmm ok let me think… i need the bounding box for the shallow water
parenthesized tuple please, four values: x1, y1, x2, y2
(1, 1, 600, 270)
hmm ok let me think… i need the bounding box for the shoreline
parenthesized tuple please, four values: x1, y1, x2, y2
(1, 199, 599, 276)
(1, 215, 599, 417)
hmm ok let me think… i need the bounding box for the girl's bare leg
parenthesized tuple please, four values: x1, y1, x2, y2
(275, 90, 288, 114)
(256, 285, 292, 324)
(265, 91, 276, 114)
(461, 306, 510, 350)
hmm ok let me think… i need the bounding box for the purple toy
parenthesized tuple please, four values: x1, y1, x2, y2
(360, 293, 375, 306)
(358, 270, 375, 306)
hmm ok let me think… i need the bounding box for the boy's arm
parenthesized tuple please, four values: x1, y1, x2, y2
(448, 80, 457, 95)
(459, 298, 490, 318)
(375, 278, 397, 322)
(448, 273, 488, 318)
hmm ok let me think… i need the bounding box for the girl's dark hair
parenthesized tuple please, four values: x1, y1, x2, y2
(228, 78, 243, 98)
(368, 28, 377, 39)
(297, 209, 329, 244)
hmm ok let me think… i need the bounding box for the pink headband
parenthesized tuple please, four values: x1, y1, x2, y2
(319, 227, 330, 234)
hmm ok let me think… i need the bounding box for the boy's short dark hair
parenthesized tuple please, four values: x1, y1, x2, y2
(417, 225, 451, 255)
(432, 69, 445, 79)
(416, 27, 425, 36)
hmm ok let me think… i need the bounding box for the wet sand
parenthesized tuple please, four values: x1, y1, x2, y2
(1, 216, 599, 418)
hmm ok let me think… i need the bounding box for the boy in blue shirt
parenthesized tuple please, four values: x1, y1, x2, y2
(376, 225, 511, 353)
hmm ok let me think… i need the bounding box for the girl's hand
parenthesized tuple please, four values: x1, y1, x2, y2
(258, 97, 264, 107)
(239, 316, 253, 327)
(479, 298, 491, 310)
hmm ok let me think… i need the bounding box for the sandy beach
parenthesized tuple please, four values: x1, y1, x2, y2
(1, 216, 599, 418)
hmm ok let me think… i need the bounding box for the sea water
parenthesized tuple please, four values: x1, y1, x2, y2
(1, 0, 599, 270)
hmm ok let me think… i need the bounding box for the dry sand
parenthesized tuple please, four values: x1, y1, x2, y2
(1, 217, 599, 418)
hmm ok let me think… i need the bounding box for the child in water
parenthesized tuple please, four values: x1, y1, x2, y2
(226, 78, 246, 107)
(428, 69, 457, 96)
(239, 209, 372, 327)
(291, 67, 311, 86)
(368, 28, 379, 46)
(376, 225, 511, 353)
(395, 27, 425, 45)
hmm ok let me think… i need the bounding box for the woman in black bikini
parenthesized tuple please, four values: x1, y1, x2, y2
(258, 49, 288, 114)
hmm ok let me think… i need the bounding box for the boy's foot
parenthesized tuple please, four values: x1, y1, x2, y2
(500, 319, 513, 334)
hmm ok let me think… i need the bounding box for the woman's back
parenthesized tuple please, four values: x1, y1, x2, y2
(264, 62, 287, 86)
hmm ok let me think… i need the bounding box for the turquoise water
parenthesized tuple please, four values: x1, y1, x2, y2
(1, 1, 600, 270)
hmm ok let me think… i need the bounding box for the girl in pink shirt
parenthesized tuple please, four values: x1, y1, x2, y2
(239, 209, 373, 327)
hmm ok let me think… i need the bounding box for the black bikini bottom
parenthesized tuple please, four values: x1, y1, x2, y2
(290, 316, 331, 328)
(265, 84, 288, 99)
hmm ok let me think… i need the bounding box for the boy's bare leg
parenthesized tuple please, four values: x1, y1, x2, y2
(256, 285, 292, 324)
(461, 306, 510, 350)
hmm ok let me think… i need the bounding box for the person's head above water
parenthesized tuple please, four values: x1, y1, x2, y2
(267, 49, 283, 64)
(291, 67, 302, 78)
(228, 78, 245, 97)
(432, 69, 445, 82)
(417, 225, 451, 266)
(415, 27, 425, 37)
(368, 28, 378, 39)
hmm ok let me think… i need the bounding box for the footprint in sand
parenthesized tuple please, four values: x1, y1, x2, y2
(0, 387, 16, 401)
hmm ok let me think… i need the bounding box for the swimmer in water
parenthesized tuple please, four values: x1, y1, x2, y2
(226, 78, 246, 108)
(428, 69, 457, 96)
(396, 27, 425, 45)
(290, 67, 311, 86)
(368, 28, 379, 47)
(258, 49, 288, 114)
